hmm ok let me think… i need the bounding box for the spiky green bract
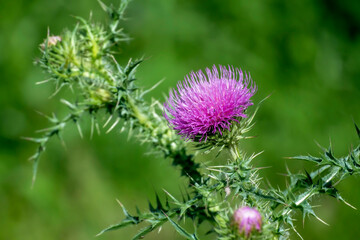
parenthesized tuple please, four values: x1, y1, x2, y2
(28, 0, 201, 185)
(195, 96, 268, 155)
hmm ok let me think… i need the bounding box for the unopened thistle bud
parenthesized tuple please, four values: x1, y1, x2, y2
(225, 186, 231, 197)
(163, 65, 256, 141)
(90, 88, 113, 105)
(233, 206, 262, 237)
(40, 36, 62, 50)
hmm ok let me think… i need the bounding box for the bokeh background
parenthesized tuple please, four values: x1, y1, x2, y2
(1, 0, 360, 239)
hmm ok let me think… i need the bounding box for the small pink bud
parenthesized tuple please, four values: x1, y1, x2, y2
(225, 186, 231, 197)
(233, 206, 262, 237)
(41, 36, 62, 50)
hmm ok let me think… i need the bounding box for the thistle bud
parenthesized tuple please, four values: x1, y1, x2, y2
(225, 186, 231, 197)
(233, 206, 262, 237)
(40, 36, 62, 50)
(90, 88, 113, 105)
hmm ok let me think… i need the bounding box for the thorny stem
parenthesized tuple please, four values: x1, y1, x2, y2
(127, 96, 153, 130)
(126, 95, 202, 183)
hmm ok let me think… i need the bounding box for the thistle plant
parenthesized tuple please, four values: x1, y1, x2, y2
(26, 1, 360, 239)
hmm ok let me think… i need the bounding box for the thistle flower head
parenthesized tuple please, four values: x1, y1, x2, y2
(164, 65, 256, 141)
(233, 206, 262, 237)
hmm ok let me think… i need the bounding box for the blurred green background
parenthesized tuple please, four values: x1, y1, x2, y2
(1, 0, 360, 239)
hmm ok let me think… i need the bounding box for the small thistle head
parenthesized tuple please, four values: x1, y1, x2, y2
(233, 206, 262, 237)
(163, 65, 256, 141)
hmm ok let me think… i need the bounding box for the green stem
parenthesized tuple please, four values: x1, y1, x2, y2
(127, 96, 153, 130)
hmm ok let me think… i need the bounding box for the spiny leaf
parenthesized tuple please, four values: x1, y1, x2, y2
(337, 194, 357, 210)
(301, 201, 329, 226)
(295, 189, 314, 206)
(163, 189, 181, 206)
(354, 122, 360, 139)
(321, 166, 340, 184)
(304, 170, 313, 185)
(96, 219, 137, 237)
(125, 58, 143, 78)
(291, 155, 322, 163)
(31, 154, 41, 188)
(163, 212, 199, 240)
(97, 200, 141, 236)
(22, 137, 49, 144)
(155, 193, 164, 211)
(60, 98, 77, 110)
(148, 199, 156, 213)
(131, 220, 165, 240)
(284, 216, 303, 240)
(310, 165, 330, 179)
(97, 0, 129, 22)
(117, 199, 136, 219)
(324, 147, 337, 165)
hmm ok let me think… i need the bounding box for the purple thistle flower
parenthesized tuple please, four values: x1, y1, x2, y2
(163, 65, 256, 141)
(233, 206, 262, 237)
